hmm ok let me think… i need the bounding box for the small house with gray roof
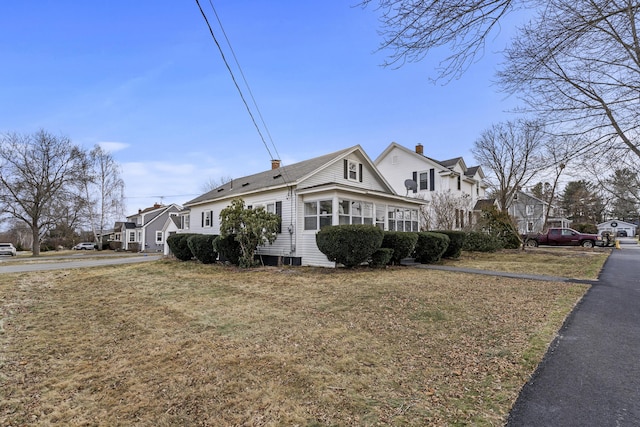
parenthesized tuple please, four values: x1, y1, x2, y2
(181, 145, 424, 267)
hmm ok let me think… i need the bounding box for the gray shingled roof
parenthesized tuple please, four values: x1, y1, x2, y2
(184, 146, 356, 206)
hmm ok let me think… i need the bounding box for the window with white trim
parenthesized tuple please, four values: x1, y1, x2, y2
(338, 199, 373, 225)
(347, 160, 359, 181)
(129, 231, 136, 242)
(156, 231, 163, 243)
(388, 207, 419, 231)
(526, 205, 534, 216)
(304, 200, 332, 230)
(419, 172, 428, 190)
(375, 205, 385, 230)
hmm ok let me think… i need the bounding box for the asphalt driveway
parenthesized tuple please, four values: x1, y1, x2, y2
(506, 238, 640, 426)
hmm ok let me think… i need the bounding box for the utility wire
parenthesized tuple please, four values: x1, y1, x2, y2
(195, 0, 274, 161)
(207, 0, 284, 166)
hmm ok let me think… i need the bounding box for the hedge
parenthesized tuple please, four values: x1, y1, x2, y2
(166, 233, 198, 261)
(413, 232, 450, 264)
(213, 234, 242, 266)
(433, 230, 466, 259)
(382, 231, 418, 265)
(369, 248, 394, 268)
(463, 231, 503, 252)
(316, 224, 383, 268)
(187, 234, 218, 264)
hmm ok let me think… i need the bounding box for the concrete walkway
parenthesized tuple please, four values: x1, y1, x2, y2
(506, 239, 640, 426)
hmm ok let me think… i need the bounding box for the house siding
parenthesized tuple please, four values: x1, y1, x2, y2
(299, 152, 389, 193)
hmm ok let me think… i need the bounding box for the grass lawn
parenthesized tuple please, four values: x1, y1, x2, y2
(0, 256, 596, 426)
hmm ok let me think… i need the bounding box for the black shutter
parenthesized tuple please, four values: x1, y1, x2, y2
(412, 171, 418, 193)
(276, 201, 282, 233)
(201, 211, 204, 227)
(429, 169, 435, 191)
(359, 164, 363, 182)
(344, 159, 348, 179)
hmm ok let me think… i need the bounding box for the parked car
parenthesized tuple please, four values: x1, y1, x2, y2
(524, 228, 602, 248)
(617, 230, 628, 237)
(0, 243, 17, 256)
(73, 242, 96, 250)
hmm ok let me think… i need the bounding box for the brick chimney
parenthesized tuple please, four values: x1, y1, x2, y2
(271, 159, 281, 169)
(416, 144, 424, 155)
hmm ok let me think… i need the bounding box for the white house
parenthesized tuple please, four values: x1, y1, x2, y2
(374, 142, 488, 229)
(181, 145, 424, 267)
(597, 220, 637, 237)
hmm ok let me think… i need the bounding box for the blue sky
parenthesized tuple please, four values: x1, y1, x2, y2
(0, 1, 524, 214)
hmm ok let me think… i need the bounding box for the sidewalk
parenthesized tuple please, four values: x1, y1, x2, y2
(506, 239, 640, 426)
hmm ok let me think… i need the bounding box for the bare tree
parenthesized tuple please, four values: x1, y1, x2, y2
(201, 175, 233, 193)
(422, 191, 473, 230)
(500, 0, 640, 161)
(359, 0, 526, 81)
(78, 145, 126, 247)
(471, 119, 545, 211)
(0, 130, 84, 255)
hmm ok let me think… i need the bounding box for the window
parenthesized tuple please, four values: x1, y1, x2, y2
(344, 159, 362, 182)
(115, 232, 121, 241)
(181, 215, 190, 230)
(386, 207, 419, 231)
(156, 231, 163, 243)
(419, 172, 428, 190)
(376, 206, 385, 230)
(348, 160, 358, 180)
(527, 222, 534, 232)
(338, 199, 374, 225)
(129, 231, 136, 242)
(526, 205, 534, 216)
(202, 210, 213, 227)
(304, 200, 332, 230)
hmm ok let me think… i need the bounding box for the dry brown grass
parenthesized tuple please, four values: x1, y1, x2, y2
(439, 248, 610, 279)
(1, 260, 589, 426)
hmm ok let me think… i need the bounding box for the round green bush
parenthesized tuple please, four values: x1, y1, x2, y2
(213, 234, 242, 265)
(166, 233, 198, 261)
(369, 248, 394, 268)
(413, 232, 450, 264)
(433, 230, 466, 259)
(382, 231, 419, 265)
(316, 224, 383, 268)
(187, 234, 218, 264)
(463, 231, 503, 252)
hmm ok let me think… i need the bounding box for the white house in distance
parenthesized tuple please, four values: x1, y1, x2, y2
(180, 145, 424, 267)
(597, 219, 637, 237)
(374, 142, 487, 229)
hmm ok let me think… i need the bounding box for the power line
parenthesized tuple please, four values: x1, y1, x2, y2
(195, 1, 293, 186)
(194, 0, 274, 161)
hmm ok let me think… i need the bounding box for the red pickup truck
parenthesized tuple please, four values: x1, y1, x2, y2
(524, 228, 602, 248)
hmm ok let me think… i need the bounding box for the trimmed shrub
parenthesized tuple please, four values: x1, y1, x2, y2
(382, 231, 419, 265)
(434, 230, 467, 259)
(166, 233, 197, 261)
(213, 234, 242, 266)
(463, 231, 503, 252)
(316, 224, 384, 268)
(369, 248, 394, 268)
(413, 232, 450, 264)
(187, 234, 218, 264)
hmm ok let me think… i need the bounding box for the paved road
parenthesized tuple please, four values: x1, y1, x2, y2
(506, 238, 640, 426)
(0, 253, 162, 274)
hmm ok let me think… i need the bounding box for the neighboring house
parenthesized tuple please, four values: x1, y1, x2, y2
(181, 145, 424, 267)
(110, 203, 182, 252)
(161, 211, 183, 256)
(597, 220, 637, 237)
(374, 142, 488, 230)
(508, 190, 570, 234)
